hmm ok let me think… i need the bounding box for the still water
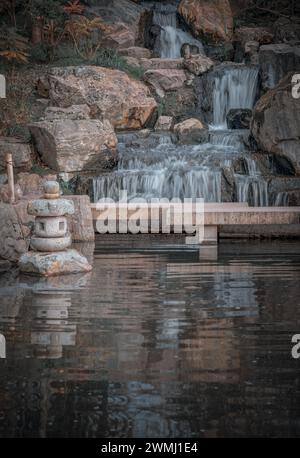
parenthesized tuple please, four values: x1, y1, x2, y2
(0, 237, 300, 438)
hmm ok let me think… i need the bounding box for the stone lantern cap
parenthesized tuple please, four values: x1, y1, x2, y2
(27, 180, 75, 217)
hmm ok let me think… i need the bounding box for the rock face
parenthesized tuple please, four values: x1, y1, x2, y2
(86, 0, 149, 48)
(140, 58, 184, 71)
(16, 173, 57, 198)
(0, 137, 32, 172)
(268, 177, 300, 206)
(178, 0, 233, 43)
(29, 119, 117, 173)
(66, 195, 95, 242)
(0, 203, 29, 261)
(234, 27, 274, 46)
(144, 69, 188, 98)
(37, 66, 157, 130)
(174, 118, 209, 144)
(259, 44, 300, 90)
(43, 105, 91, 121)
(183, 55, 214, 76)
(19, 250, 92, 277)
(227, 109, 252, 129)
(251, 74, 300, 175)
(274, 17, 300, 43)
(118, 47, 152, 59)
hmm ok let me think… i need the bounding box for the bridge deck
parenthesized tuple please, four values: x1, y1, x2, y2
(91, 203, 300, 226)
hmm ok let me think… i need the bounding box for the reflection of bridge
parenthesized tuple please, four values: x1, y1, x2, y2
(91, 202, 300, 245)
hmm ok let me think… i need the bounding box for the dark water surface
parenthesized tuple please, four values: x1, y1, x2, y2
(0, 237, 300, 438)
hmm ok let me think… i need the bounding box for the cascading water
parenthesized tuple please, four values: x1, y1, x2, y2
(274, 192, 289, 206)
(209, 65, 270, 206)
(212, 66, 259, 129)
(234, 158, 269, 207)
(92, 64, 279, 207)
(93, 138, 222, 203)
(152, 3, 204, 58)
(160, 26, 204, 59)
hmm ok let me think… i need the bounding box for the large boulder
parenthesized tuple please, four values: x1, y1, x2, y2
(29, 119, 117, 173)
(251, 74, 300, 175)
(259, 44, 300, 90)
(227, 109, 252, 129)
(86, 0, 150, 48)
(144, 69, 188, 98)
(174, 118, 209, 144)
(37, 66, 157, 130)
(118, 47, 152, 59)
(183, 55, 214, 76)
(178, 0, 233, 43)
(43, 105, 91, 121)
(274, 17, 300, 43)
(0, 137, 32, 173)
(19, 250, 92, 277)
(154, 116, 174, 131)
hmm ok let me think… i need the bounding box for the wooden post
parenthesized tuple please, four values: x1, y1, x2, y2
(6, 153, 15, 204)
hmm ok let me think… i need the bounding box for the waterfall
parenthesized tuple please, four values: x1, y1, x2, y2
(152, 3, 204, 59)
(209, 130, 248, 149)
(92, 58, 274, 207)
(212, 66, 259, 129)
(93, 140, 222, 203)
(153, 4, 177, 28)
(235, 158, 269, 207)
(159, 26, 204, 59)
(274, 192, 289, 206)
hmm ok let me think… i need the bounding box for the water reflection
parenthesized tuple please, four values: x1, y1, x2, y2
(0, 239, 300, 437)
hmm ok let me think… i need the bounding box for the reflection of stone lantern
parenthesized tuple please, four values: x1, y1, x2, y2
(19, 181, 92, 276)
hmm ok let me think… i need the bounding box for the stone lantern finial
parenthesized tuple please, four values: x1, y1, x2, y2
(19, 181, 92, 276)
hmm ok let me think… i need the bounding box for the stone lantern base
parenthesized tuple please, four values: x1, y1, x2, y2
(19, 249, 92, 277)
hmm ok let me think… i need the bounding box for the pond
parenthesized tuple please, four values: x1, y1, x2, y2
(0, 237, 300, 438)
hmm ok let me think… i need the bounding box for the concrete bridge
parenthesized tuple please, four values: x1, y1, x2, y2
(91, 202, 300, 245)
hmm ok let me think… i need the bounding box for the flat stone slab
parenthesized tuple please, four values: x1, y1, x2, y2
(19, 249, 92, 277)
(28, 199, 75, 217)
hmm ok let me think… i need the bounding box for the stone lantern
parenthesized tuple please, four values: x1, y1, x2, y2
(19, 181, 92, 276)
